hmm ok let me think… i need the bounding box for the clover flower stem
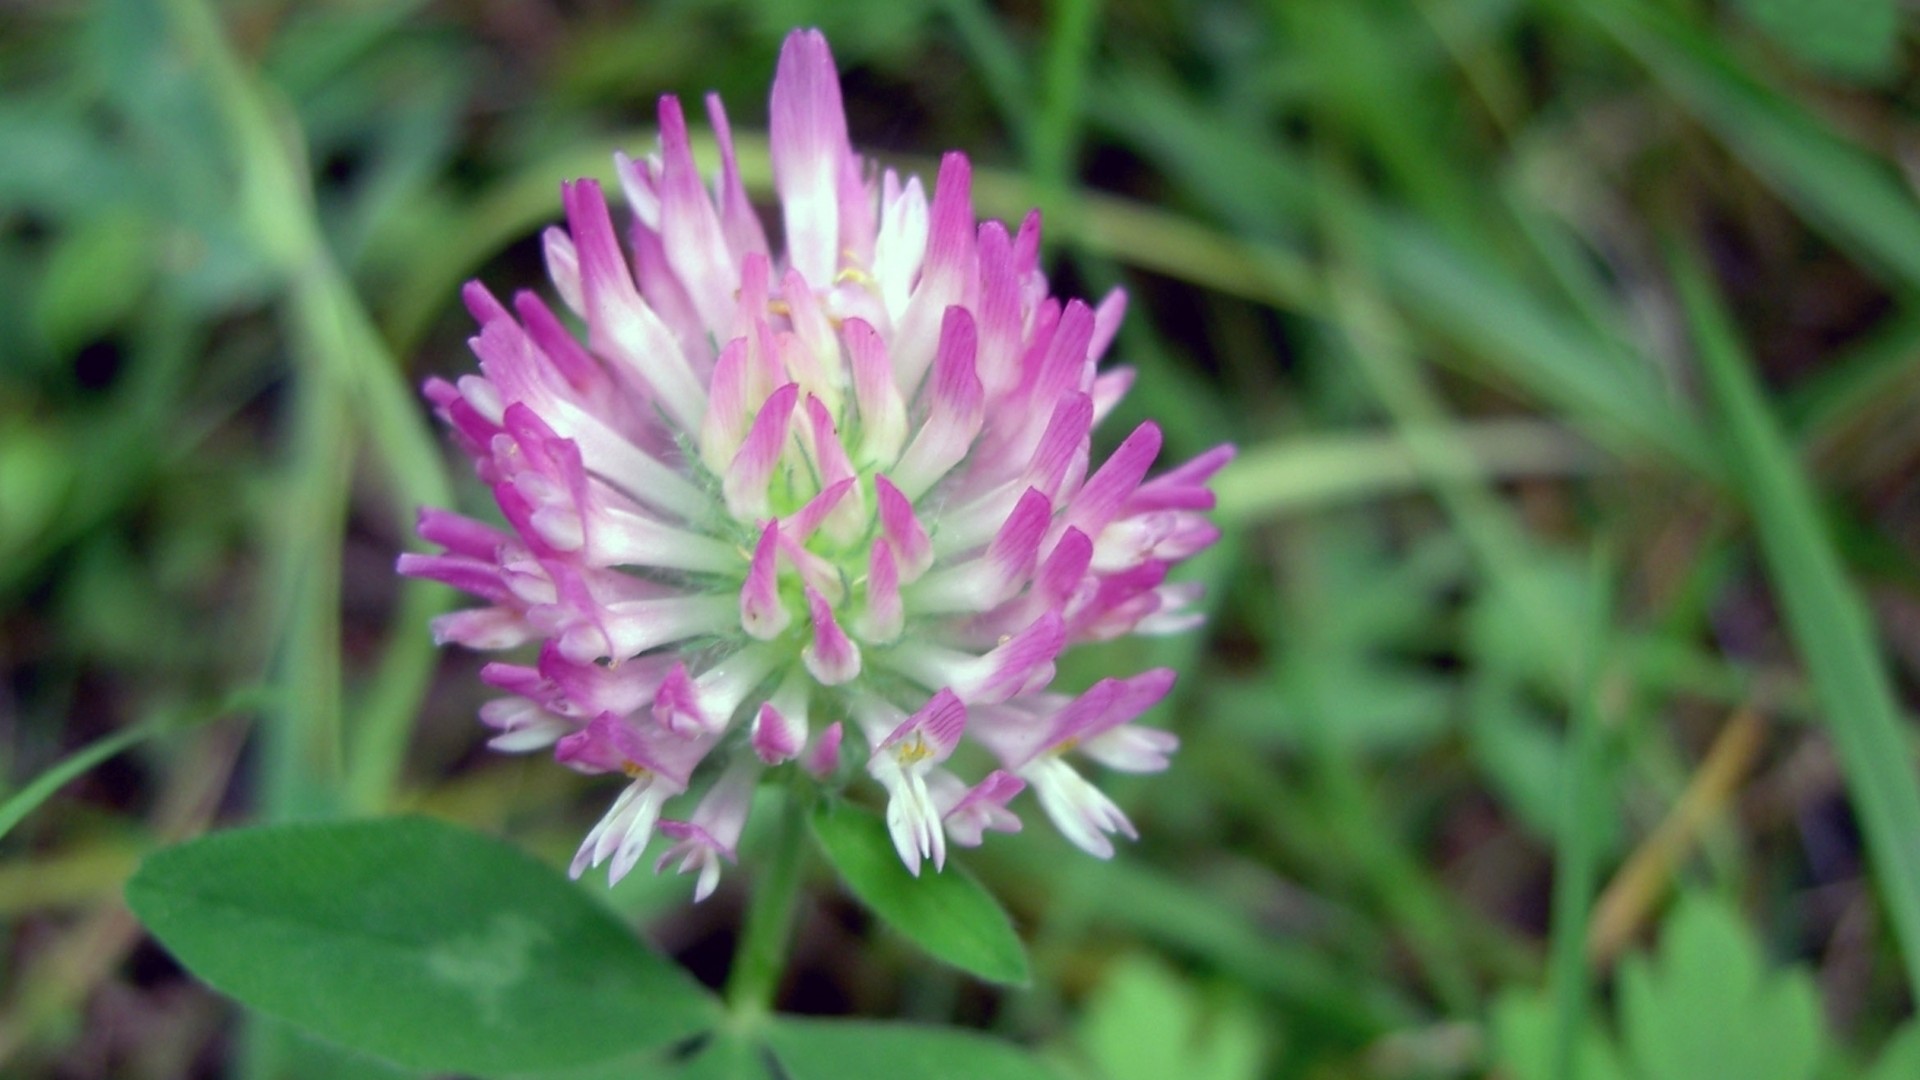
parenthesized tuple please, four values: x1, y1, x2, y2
(723, 785, 811, 1020)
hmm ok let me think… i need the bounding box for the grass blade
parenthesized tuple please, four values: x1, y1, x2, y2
(1215, 419, 1602, 524)
(1591, 0, 1920, 292)
(1093, 73, 1714, 473)
(1546, 549, 1615, 1080)
(0, 692, 262, 845)
(1674, 245, 1920, 994)
(0, 725, 158, 846)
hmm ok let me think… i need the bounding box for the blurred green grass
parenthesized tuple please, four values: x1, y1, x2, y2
(3, 0, 1919, 1077)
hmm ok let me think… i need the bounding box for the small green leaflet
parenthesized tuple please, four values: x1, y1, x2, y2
(1618, 897, 1823, 1080)
(810, 800, 1030, 985)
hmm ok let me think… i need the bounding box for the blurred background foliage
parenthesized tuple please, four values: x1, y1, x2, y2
(3, 0, 1920, 1076)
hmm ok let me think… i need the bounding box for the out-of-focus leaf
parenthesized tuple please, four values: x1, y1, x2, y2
(993, 842, 1419, 1037)
(87, 0, 231, 214)
(1096, 73, 1713, 474)
(267, 16, 471, 268)
(1496, 897, 1830, 1080)
(1279, 0, 1481, 238)
(1618, 896, 1824, 1080)
(1593, 0, 1920, 291)
(1865, 1023, 1920, 1080)
(33, 208, 158, 355)
(0, 424, 72, 564)
(1490, 989, 1632, 1080)
(1465, 679, 1621, 854)
(1466, 551, 1596, 687)
(1732, 0, 1898, 83)
(0, 102, 140, 213)
(1092, 70, 1314, 238)
(747, 0, 936, 57)
(1216, 664, 1452, 753)
(262, 2, 432, 98)
(1075, 953, 1268, 1080)
(1364, 216, 1712, 473)
(1222, 520, 1460, 753)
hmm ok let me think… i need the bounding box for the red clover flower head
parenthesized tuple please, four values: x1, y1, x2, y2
(399, 29, 1231, 895)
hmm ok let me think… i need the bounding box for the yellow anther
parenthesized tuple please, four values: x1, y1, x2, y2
(620, 761, 652, 780)
(895, 732, 932, 765)
(835, 265, 877, 288)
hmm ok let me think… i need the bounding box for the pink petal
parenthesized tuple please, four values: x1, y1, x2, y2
(704, 92, 772, 260)
(723, 382, 799, 519)
(1061, 421, 1162, 540)
(414, 508, 511, 561)
(939, 769, 1026, 846)
(803, 720, 844, 779)
(845, 317, 907, 465)
(958, 611, 1065, 704)
(627, 218, 707, 364)
(912, 486, 1051, 614)
(785, 475, 857, 543)
(740, 522, 791, 640)
(874, 474, 933, 580)
(1022, 299, 1095, 425)
(752, 702, 804, 764)
(881, 688, 967, 761)
(541, 226, 583, 315)
(802, 393, 856, 490)
(1126, 444, 1237, 514)
(429, 607, 535, 651)
(560, 179, 705, 431)
(1090, 367, 1135, 423)
(801, 587, 861, 685)
(859, 540, 903, 643)
(699, 336, 752, 470)
(980, 487, 1050, 595)
(890, 153, 976, 395)
(780, 270, 838, 393)
(973, 219, 1025, 401)
(651, 662, 705, 735)
(770, 28, 851, 287)
(1023, 393, 1095, 500)
(1043, 669, 1176, 752)
(892, 306, 983, 500)
(512, 290, 606, 401)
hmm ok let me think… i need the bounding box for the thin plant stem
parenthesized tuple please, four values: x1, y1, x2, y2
(1587, 707, 1765, 966)
(1545, 549, 1615, 1080)
(725, 790, 811, 1020)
